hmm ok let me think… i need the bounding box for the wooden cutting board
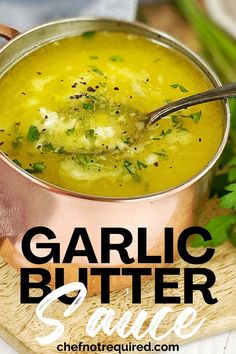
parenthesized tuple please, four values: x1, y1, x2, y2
(0, 199, 236, 354)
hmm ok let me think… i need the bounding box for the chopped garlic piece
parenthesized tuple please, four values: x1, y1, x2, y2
(146, 153, 157, 165)
(39, 108, 59, 128)
(95, 126, 115, 139)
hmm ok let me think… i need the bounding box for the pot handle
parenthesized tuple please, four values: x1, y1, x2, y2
(0, 24, 20, 40)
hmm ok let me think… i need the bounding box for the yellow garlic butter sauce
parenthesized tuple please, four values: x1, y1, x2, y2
(0, 31, 224, 197)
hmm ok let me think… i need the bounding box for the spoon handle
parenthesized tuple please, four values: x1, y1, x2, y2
(147, 82, 236, 125)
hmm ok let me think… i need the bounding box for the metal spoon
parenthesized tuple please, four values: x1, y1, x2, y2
(145, 82, 236, 126)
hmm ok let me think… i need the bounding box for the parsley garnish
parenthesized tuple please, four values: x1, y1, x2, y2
(123, 159, 136, 175)
(90, 55, 99, 60)
(12, 136, 23, 149)
(154, 149, 169, 161)
(137, 160, 147, 170)
(110, 55, 124, 62)
(58, 146, 65, 154)
(76, 154, 91, 166)
(25, 162, 45, 174)
(228, 158, 236, 182)
(192, 181, 236, 248)
(85, 129, 96, 142)
(89, 66, 104, 76)
(192, 215, 236, 247)
(123, 160, 143, 181)
(66, 127, 76, 135)
(12, 159, 22, 167)
(160, 128, 172, 137)
(121, 136, 131, 144)
(181, 111, 202, 123)
(75, 154, 101, 169)
(82, 31, 96, 39)
(43, 143, 54, 152)
(153, 128, 172, 140)
(27, 125, 40, 142)
(171, 83, 189, 92)
(171, 115, 180, 125)
(83, 102, 94, 111)
(221, 184, 236, 210)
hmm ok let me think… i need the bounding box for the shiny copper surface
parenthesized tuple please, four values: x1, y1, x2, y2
(0, 24, 19, 40)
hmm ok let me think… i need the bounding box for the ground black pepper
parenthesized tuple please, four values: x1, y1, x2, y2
(87, 87, 96, 92)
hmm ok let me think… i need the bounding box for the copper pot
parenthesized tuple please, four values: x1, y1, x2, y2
(0, 19, 230, 294)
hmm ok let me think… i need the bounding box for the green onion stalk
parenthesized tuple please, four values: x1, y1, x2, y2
(175, 0, 236, 246)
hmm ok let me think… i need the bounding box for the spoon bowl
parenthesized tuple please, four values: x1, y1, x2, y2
(145, 82, 236, 126)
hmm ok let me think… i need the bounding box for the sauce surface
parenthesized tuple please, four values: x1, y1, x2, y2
(0, 31, 224, 197)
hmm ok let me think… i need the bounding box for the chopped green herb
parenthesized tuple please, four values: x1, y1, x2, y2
(191, 111, 202, 123)
(85, 129, 96, 142)
(154, 149, 169, 160)
(160, 128, 172, 137)
(57, 146, 65, 154)
(76, 154, 91, 166)
(153, 128, 172, 140)
(82, 31, 96, 39)
(27, 125, 40, 142)
(154, 58, 160, 63)
(192, 215, 236, 247)
(220, 184, 236, 210)
(12, 159, 22, 167)
(75, 154, 100, 168)
(33, 162, 45, 173)
(12, 136, 23, 149)
(181, 111, 202, 123)
(66, 127, 76, 135)
(83, 102, 94, 111)
(26, 162, 45, 174)
(137, 160, 147, 170)
(89, 66, 104, 76)
(228, 158, 236, 182)
(123, 159, 135, 175)
(90, 55, 99, 59)
(171, 83, 189, 92)
(110, 55, 124, 62)
(43, 142, 54, 152)
(121, 137, 131, 144)
(99, 82, 106, 88)
(171, 115, 180, 125)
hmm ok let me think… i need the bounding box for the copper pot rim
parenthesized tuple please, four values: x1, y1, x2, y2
(0, 17, 231, 203)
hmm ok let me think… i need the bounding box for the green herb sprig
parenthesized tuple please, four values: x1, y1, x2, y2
(176, 0, 236, 247)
